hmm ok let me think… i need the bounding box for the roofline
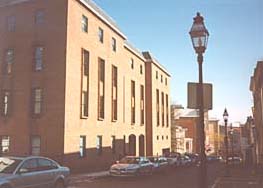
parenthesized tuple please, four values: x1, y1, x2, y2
(78, 0, 127, 40)
(124, 43, 146, 62)
(145, 59, 171, 77)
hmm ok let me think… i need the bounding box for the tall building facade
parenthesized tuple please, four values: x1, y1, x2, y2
(250, 60, 263, 165)
(0, 0, 171, 171)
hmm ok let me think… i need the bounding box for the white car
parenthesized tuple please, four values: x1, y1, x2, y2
(109, 156, 153, 177)
(147, 156, 169, 172)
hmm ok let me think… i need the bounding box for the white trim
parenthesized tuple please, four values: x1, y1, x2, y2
(123, 43, 146, 62)
(79, 0, 127, 39)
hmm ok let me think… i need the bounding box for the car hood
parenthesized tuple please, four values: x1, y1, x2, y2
(111, 163, 139, 170)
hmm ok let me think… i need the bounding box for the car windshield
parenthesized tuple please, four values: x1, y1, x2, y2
(0, 157, 22, 174)
(119, 157, 140, 164)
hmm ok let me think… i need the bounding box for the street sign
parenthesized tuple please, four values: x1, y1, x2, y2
(187, 82, 213, 110)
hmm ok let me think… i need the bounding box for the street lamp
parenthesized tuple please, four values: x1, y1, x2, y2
(189, 12, 209, 188)
(223, 108, 229, 175)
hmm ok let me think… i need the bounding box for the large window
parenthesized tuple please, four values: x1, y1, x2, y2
(4, 49, 14, 74)
(1, 136, 10, 153)
(98, 58, 105, 119)
(96, 136, 102, 155)
(31, 136, 40, 156)
(7, 16, 15, 32)
(81, 49, 89, 118)
(112, 65, 118, 121)
(140, 85, 144, 125)
(98, 27, 104, 43)
(156, 89, 160, 126)
(130, 58, 134, 69)
(35, 47, 44, 71)
(161, 92, 164, 127)
(1, 90, 11, 116)
(131, 80, 135, 124)
(80, 136, 86, 157)
(82, 15, 88, 32)
(166, 94, 169, 127)
(32, 88, 42, 115)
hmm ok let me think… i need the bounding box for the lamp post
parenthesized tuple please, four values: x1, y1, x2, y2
(223, 108, 229, 176)
(189, 12, 209, 188)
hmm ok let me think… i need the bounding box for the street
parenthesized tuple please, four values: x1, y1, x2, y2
(69, 163, 225, 188)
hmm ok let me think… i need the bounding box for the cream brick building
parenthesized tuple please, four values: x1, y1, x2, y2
(0, 0, 171, 171)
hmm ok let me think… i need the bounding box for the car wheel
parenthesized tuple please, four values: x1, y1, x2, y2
(54, 180, 65, 188)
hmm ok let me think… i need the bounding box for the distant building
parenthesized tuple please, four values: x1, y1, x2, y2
(206, 118, 220, 155)
(250, 60, 263, 165)
(170, 105, 208, 154)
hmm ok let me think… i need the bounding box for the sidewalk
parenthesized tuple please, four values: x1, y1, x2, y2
(212, 165, 263, 188)
(70, 170, 109, 184)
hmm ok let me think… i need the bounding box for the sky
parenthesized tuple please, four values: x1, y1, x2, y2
(93, 0, 263, 124)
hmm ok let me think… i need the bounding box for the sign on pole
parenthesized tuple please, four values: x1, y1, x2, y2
(187, 82, 213, 110)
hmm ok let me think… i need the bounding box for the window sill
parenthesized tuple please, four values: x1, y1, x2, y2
(80, 116, 88, 119)
(98, 117, 104, 121)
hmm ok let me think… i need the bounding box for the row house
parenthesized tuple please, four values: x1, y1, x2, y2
(250, 60, 263, 166)
(0, 0, 171, 171)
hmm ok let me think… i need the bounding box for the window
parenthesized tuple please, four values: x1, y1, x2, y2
(7, 16, 15, 32)
(1, 90, 11, 116)
(165, 78, 167, 86)
(131, 80, 135, 124)
(156, 71, 158, 79)
(140, 85, 144, 125)
(157, 136, 159, 140)
(111, 136, 116, 154)
(81, 49, 89, 118)
(81, 91, 88, 117)
(1, 136, 10, 153)
(31, 136, 40, 156)
(161, 75, 163, 83)
(112, 65, 117, 121)
(35, 10, 45, 24)
(161, 92, 164, 127)
(19, 159, 38, 173)
(166, 135, 169, 140)
(4, 49, 14, 74)
(80, 136, 86, 157)
(123, 135, 126, 155)
(162, 136, 164, 140)
(166, 94, 169, 127)
(96, 136, 102, 155)
(38, 158, 57, 171)
(111, 37, 116, 52)
(140, 65, 143, 74)
(82, 15, 88, 32)
(98, 58, 105, 120)
(156, 89, 160, 126)
(98, 27, 104, 43)
(32, 88, 42, 115)
(83, 49, 89, 76)
(35, 46, 44, 71)
(130, 58, 134, 69)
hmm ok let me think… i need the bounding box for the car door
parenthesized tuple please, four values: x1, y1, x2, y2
(37, 158, 58, 188)
(14, 158, 40, 188)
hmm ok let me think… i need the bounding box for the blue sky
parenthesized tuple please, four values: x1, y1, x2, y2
(93, 0, 263, 123)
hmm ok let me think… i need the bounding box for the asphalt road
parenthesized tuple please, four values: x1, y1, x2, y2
(70, 162, 225, 188)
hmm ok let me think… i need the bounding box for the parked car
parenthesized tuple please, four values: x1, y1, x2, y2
(184, 153, 199, 165)
(166, 153, 182, 167)
(180, 155, 192, 166)
(0, 156, 70, 188)
(147, 156, 169, 172)
(228, 156, 242, 165)
(109, 156, 153, 177)
(207, 155, 220, 163)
